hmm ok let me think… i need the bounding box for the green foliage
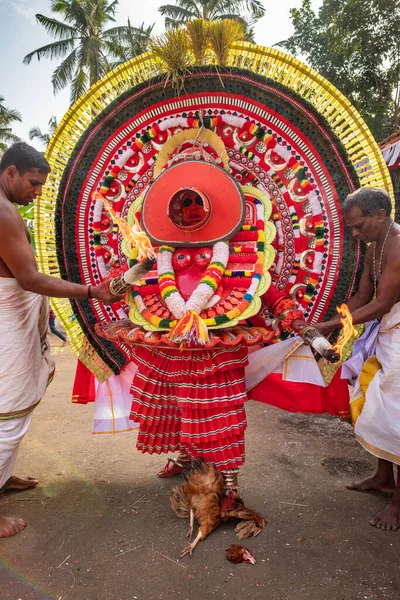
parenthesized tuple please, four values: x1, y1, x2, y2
(17, 204, 36, 255)
(0, 95, 22, 152)
(281, 0, 400, 140)
(29, 116, 58, 149)
(24, 0, 152, 106)
(107, 20, 154, 66)
(158, 0, 265, 41)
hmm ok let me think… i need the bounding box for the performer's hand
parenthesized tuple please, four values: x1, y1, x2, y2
(291, 318, 308, 333)
(90, 281, 124, 305)
(314, 321, 336, 336)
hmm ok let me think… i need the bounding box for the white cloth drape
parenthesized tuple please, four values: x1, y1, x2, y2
(93, 362, 139, 434)
(245, 337, 325, 391)
(0, 414, 33, 489)
(354, 302, 400, 465)
(0, 277, 55, 486)
(0, 278, 55, 415)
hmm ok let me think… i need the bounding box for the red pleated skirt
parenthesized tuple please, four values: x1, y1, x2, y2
(130, 345, 248, 470)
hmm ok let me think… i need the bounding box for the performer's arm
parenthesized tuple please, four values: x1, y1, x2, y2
(317, 241, 400, 333)
(261, 284, 307, 333)
(0, 203, 120, 304)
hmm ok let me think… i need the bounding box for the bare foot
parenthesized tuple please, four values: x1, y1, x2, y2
(369, 502, 400, 531)
(4, 476, 39, 492)
(346, 475, 396, 494)
(0, 515, 27, 538)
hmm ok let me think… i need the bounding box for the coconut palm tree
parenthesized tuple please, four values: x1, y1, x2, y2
(159, 0, 265, 31)
(29, 116, 58, 149)
(0, 96, 21, 152)
(109, 20, 154, 66)
(23, 0, 143, 105)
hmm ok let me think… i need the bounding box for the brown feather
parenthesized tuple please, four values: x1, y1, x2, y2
(170, 483, 190, 519)
(171, 460, 225, 555)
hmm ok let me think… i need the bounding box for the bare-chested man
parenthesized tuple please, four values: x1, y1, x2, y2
(317, 187, 400, 531)
(0, 142, 121, 538)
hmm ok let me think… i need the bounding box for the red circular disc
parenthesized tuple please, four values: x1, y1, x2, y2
(141, 160, 245, 246)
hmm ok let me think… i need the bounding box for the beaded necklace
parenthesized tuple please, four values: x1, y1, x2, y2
(372, 220, 394, 297)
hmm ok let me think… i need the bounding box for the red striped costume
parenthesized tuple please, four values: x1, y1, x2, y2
(130, 345, 248, 470)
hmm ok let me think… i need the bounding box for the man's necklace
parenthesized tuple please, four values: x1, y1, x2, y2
(372, 220, 394, 297)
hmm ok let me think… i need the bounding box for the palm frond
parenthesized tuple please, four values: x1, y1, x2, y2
(48, 116, 58, 132)
(50, 0, 71, 14)
(69, 67, 89, 105)
(159, 4, 198, 23)
(101, 25, 132, 40)
(164, 16, 183, 29)
(103, 0, 119, 18)
(0, 103, 22, 123)
(23, 38, 76, 65)
(241, 0, 265, 20)
(0, 129, 20, 144)
(51, 0, 88, 27)
(207, 0, 238, 20)
(28, 127, 51, 146)
(35, 14, 77, 39)
(28, 126, 43, 140)
(51, 48, 78, 93)
(92, 0, 117, 28)
(209, 19, 245, 65)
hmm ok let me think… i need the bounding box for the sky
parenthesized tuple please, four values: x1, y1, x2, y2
(0, 0, 322, 150)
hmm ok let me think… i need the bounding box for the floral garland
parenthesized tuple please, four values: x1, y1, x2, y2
(158, 241, 229, 318)
(272, 297, 303, 332)
(203, 198, 265, 328)
(132, 197, 267, 332)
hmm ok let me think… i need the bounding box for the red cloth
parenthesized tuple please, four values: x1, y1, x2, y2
(130, 345, 248, 470)
(248, 369, 350, 418)
(72, 360, 96, 404)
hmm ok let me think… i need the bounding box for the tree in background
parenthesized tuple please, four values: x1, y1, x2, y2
(29, 116, 58, 149)
(108, 20, 154, 66)
(281, 0, 400, 141)
(23, 0, 152, 106)
(0, 96, 21, 153)
(158, 0, 265, 41)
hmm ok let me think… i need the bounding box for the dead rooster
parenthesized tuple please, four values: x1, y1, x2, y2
(226, 544, 256, 565)
(170, 458, 265, 557)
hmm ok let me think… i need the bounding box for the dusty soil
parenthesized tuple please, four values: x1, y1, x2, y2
(1, 338, 399, 600)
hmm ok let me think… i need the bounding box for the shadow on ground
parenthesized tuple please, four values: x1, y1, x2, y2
(0, 348, 399, 600)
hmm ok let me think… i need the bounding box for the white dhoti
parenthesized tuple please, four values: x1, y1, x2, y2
(353, 302, 400, 465)
(0, 414, 33, 489)
(0, 278, 55, 488)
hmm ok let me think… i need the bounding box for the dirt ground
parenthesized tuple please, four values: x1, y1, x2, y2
(1, 338, 399, 600)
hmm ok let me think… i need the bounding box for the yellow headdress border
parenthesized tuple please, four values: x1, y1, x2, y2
(35, 42, 393, 380)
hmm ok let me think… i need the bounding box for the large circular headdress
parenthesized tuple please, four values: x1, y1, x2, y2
(35, 41, 393, 381)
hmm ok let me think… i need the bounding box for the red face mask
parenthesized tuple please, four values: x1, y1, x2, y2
(172, 247, 213, 299)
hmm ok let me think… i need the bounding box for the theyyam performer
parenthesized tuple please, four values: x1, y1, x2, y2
(34, 22, 393, 540)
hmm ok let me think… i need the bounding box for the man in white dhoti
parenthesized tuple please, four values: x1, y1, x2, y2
(317, 187, 400, 531)
(0, 143, 122, 538)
